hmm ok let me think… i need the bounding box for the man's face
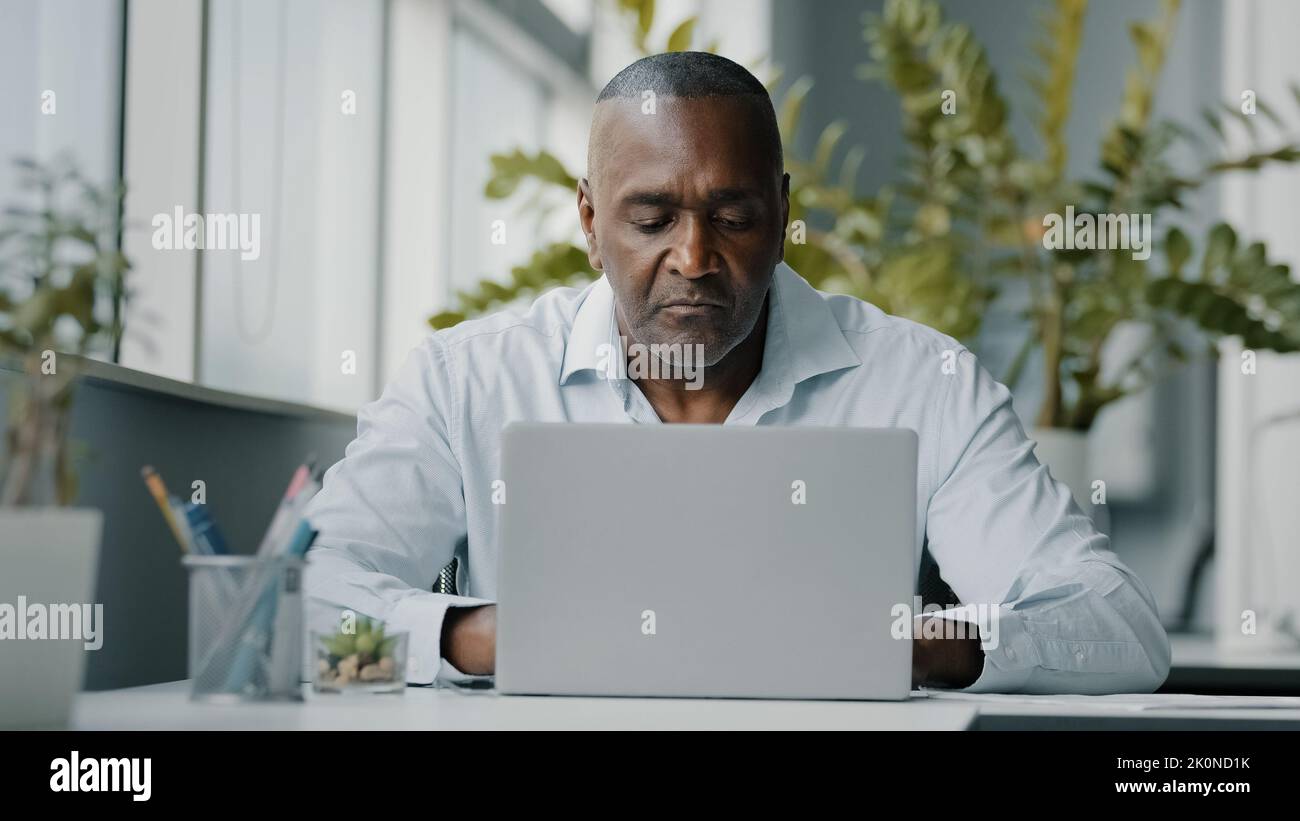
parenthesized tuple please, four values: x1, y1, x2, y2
(579, 96, 789, 367)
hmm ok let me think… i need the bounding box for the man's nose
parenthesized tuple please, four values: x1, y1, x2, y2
(666, 215, 717, 280)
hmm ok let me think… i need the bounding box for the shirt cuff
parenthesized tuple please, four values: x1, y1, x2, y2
(388, 593, 494, 685)
(930, 603, 1040, 693)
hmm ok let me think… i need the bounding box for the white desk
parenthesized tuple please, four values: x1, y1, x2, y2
(73, 681, 1300, 730)
(72, 681, 977, 731)
(922, 691, 1300, 730)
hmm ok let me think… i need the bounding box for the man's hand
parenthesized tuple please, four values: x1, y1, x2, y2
(441, 604, 497, 675)
(911, 616, 984, 689)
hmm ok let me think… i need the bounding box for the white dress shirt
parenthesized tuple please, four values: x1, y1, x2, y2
(304, 262, 1171, 693)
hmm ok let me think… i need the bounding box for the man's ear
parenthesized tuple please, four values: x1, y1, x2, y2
(778, 172, 791, 263)
(577, 178, 602, 272)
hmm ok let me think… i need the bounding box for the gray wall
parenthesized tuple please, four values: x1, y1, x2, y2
(1, 362, 356, 690)
(771, 0, 1225, 628)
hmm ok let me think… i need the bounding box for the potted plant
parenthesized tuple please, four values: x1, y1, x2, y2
(856, 0, 1300, 510)
(0, 155, 130, 727)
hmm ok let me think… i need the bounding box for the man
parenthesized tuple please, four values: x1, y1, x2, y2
(304, 52, 1170, 694)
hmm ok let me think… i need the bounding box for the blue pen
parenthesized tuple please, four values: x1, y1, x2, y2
(283, 519, 318, 557)
(183, 502, 230, 555)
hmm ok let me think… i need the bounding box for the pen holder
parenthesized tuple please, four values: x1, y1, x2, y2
(184, 555, 306, 702)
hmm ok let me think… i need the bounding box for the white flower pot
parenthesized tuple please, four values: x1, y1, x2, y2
(1030, 427, 1095, 520)
(0, 508, 102, 729)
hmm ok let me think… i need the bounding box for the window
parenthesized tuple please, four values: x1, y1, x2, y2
(444, 0, 594, 305)
(198, 0, 384, 412)
(27, 0, 773, 412)
(0, 0, 123, 203)
(447, 25, 552, 297)
(542, 0, 593, 34)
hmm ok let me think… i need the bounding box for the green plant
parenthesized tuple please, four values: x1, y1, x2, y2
(0, 155, 129, 505)
(316, 615, 401, 687)
(863, 0, 1300, 429)
(432, 0, 1300, 433)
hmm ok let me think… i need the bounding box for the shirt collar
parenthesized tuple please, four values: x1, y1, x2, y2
(559, 274, 620, 385)
(558, 263, 861, 389)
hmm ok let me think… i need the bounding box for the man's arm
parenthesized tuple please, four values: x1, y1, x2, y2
(304, 336, 494, 684)
(441, 604, 496, 675)
(922, 348, 1171, 694)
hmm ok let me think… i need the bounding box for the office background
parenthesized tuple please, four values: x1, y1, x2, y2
(1, 0, 1297, 690)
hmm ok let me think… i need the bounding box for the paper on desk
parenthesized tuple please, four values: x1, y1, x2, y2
(917, 690, 1300, 711)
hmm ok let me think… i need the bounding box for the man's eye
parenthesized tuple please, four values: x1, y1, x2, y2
(714, 214, 752, 229)
(633, 219, 671, 233)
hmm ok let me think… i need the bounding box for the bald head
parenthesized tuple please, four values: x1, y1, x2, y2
(587, 52, 783, 192)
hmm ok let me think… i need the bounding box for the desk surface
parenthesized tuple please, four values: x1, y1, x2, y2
(72, 681, 977, 731)
(73, 681, 1300, 730)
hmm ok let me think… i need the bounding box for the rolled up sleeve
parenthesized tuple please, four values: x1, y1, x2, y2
(923, 350, 1171, 694)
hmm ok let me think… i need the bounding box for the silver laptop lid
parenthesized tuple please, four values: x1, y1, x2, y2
(496, 424, 916, 700)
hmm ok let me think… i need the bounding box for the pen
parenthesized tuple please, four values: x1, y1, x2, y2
(254, 458, 316, 556)
(183, 501, 230, 555)
(141, 466, 190, 552)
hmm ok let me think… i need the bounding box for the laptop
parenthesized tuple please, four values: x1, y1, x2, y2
(495, 424, 917, 700)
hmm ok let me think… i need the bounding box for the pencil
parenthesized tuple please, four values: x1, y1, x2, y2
(141, 466, 189, 552)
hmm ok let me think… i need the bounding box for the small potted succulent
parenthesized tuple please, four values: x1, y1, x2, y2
(313, 614, 408, 694)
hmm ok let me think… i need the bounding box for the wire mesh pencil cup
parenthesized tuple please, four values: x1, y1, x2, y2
(184, 555, 306, 702)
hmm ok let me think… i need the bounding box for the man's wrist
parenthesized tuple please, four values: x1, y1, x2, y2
(441, 604, 494, 675)
(913, 618, 985, 689)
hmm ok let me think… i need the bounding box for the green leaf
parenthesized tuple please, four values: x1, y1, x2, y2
(1164, 227, 1191, 277)
(638, 0, 655, 43)
(812, 121, 848, 176)
(1147, 277, 1300, 353)
(1128, 22, 1160, 75)
(1219, 100, 1258, 141)
(839, 145, 867, 194)
(1200, 222, 1236, 281)
(484, 149, 578, 199)
(778, 76, 814, 149)
(428, 310, 466, 330)
(666, 17, 695, 52)
(1200, 107, 1226, 142)
(1253, 96, 1284, 129)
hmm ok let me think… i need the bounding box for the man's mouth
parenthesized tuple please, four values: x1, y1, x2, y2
(658, 300, 725, 318)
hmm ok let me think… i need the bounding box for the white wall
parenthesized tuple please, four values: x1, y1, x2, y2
(381, 0, 453, 386)
(118, 0, 203, 381)
(1216, 0, 1300, 650)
